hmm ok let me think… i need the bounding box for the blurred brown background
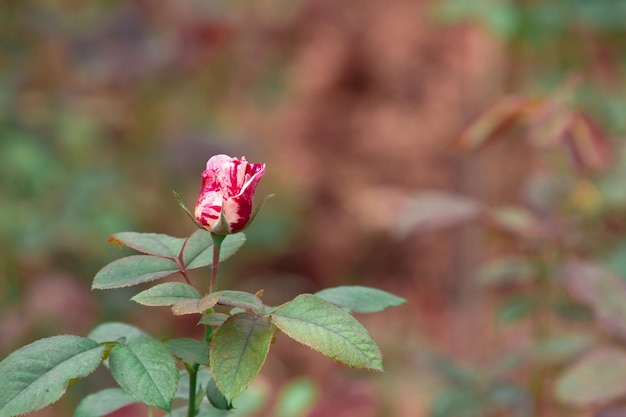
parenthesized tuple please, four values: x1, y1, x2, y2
(2, 0, 626, 416)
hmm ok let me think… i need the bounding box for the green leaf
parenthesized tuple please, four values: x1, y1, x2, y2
(210, 314, 275, 402)
(199, 312, 229, 327)
(206, 375, 233, 410)
(172, 293, 220, 316)
(314, 286, 406, 313)
(270, 294, 383, 371)
(93, 255, 179, 289)
(171, 300, 205, 316)
(108, 232, 184, 259)
(214, 290, 265, 313)
(165, 338, 210, 365)
(108, 337, 179, 411)
(555, 348, 626, 407)
(183, 231, 246, 269)
(0, 336, 105, 417)
(497, 296, 537, 323)
(88, 322, 149, 343)
(131, 283, 201, 306)
(180, 229, 215, 268)
(172, 289, 266, 317)
(95, 231, 246, 291)
(74, 388, 137, 417)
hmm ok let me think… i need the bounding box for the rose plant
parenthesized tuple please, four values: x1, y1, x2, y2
(398, 94, 626, 417)
(0, 154, 405, 417)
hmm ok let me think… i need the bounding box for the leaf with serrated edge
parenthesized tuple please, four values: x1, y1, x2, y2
(199, 312, 229, 327)
(0, 336, 105, 417)
(314, 286, 406, 313)
(109, 337, 179, 411)
(74, 388, 136, 417)
(88, 322, 149, 343)
(93, 255, 179, 289)
(214, 290, 265, 312)
(132, 283, 201, 306)
(172, 299, 203, 316)
(108, 232, 184, 259)
(172, 293, 220, 316)
(165, 338, 210, 365)
(210, 314, 275, 402)
(183, 231, 246, 269)
(271, 294, 383, 371)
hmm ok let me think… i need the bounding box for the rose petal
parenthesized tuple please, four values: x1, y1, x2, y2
(195, 155, 265, 234)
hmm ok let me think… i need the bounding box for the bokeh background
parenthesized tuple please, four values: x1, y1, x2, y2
(2, 1, 626, 416)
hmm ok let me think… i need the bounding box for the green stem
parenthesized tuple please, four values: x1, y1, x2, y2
(204, 321, 213, 342)
(187, 236, 224, 416)
(209, 234, 226, 293)
(187, 322, 215, 417)
(187, 364, 200, 417)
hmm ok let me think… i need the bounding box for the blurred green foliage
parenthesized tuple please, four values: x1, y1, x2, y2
(422, 1, 626, 416)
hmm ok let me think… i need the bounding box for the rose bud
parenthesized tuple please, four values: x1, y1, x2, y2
(194, 154, 266, 235)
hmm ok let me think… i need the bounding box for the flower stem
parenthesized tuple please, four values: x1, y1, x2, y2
(209, 234, 226, 293)
(186, 322, 215, 417)
(187, 236, 224, 416)
(187, 363, 199, 417)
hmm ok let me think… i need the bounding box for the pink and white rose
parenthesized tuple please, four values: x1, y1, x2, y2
(194, 154, 265, 234)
